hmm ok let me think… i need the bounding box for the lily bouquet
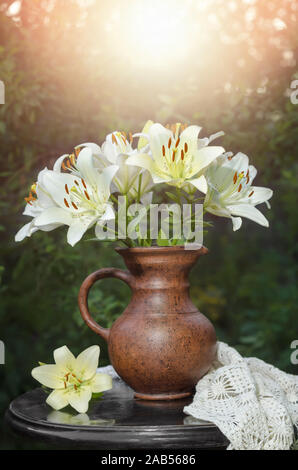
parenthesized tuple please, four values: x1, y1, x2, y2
(15, 121, 273, 247)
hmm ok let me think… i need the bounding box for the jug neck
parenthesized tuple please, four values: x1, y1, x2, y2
(116, 246, 207, 291)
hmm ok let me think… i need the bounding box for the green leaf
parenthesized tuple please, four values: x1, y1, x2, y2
(157, 229, 170, 246)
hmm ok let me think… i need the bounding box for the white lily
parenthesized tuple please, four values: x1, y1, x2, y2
(34, 147, 118, 246)
(56, 133, 153, 204)
(126, 122, 225, 192)
(203, 152, 273, 231)
(15, 168, 62, 242)
(100, 131, 153, 203)
(32, 345, 112, 414)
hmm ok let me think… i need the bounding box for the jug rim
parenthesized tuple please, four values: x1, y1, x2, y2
(115, 245, 208, 255)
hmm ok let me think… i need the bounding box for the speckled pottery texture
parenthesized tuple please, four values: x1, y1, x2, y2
(78, 246, 217, 400)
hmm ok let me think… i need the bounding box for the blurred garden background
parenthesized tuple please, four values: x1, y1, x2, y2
(0, 0, 297, 449)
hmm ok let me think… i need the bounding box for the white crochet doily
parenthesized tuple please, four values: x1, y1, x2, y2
(99, 341, 298, 450)
(184, 342, 298, 450)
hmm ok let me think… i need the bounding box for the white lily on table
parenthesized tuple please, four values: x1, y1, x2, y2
(32, 345, 112, 413)
(126, 122, 225, 193)
(203, 152, 273, 230)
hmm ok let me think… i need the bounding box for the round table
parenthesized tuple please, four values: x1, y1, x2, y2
(6, 379, 228, 450)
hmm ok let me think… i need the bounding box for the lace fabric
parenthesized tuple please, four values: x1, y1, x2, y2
(184, 342, 298, 450)
(99, 342, 298, 450)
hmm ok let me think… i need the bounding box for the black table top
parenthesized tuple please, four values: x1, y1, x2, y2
(6, 379, 228, 450)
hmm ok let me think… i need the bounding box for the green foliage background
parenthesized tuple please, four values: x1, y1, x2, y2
(0, 0, 297, 449)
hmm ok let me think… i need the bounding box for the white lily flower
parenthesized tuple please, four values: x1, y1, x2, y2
(15, 168, 62, 242)
(100, 131, 153, 203)
(56, 133, 153, 204)
(33, 147, 118, 246)
(32, 345, 112, 414)
(126, 122, 225, 192)
(203, 152, 273, 231)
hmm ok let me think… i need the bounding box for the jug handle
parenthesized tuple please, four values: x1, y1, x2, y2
(78, 268, 133, 342)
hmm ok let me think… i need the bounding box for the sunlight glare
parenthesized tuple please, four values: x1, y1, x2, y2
(127, 0, 191, 68)
(7, 0, 21, 17)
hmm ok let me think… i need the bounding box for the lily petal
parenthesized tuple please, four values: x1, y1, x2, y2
(98, 165, 119, 199)
(75, 345, 100, 381)
(68, 387, 92, 414)
(248, 186, 273, 205)
(179, 125, 202, 155)
(53, 154, 69, 173)
(231, 216, 242, 231)
(228, 203, 269, 227)
(31, 364, 64, 389)
(148, 123, 173, 168)
(15, 222, 38, 242)
(126, 153, 154, 172)
(42, 171, 78, 210)
(54, 346, 76, 369)
(101, 205, 115, 221)
(76, 142, 101, 156)
(67, 219, 92, 247)
(138, 120, 154, 149)
(191, 146, 225, 176)
(35, 207, 72, 227)
(46, 389, 69, 411)
(90, 372, 113, 393)
(189, 175, 208, 194)
(208, 131, 225, 143)
(76, 147, 99, 188)
(228, 152, 249, 173)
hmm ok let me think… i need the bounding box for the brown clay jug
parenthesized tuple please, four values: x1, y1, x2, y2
(78, 246, 217, 400)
